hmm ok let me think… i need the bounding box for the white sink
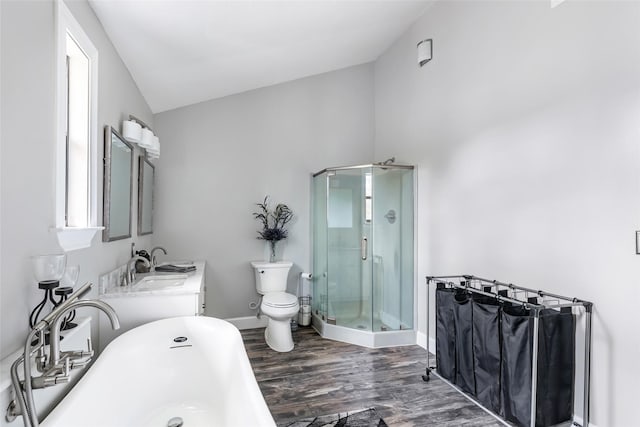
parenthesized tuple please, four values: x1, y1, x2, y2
(132, 274, 188, 291)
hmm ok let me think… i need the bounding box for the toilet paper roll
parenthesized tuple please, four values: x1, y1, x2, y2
(298, 311, 311, 326)
(300, 273, 312, 280)
(301, 304, 311, 314)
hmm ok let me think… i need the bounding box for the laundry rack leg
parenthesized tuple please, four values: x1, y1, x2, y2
(423, 277, 431, 382)
(582, 304, 592, 427)
(529, 308, 541, 427)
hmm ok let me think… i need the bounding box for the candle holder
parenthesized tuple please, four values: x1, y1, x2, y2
(29, 254, 67, 329)
(57, 265, 80, 330)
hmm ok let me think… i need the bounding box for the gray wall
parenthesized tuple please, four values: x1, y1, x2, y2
(153, 63, 374, 320)
(3, 0, 639, 423)
(374, 1, 640, 425)
(0, 0, 153, 359)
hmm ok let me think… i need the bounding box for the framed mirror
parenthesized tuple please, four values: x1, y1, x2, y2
(102, 126, 133, 241)
(138, 156, 154, 235)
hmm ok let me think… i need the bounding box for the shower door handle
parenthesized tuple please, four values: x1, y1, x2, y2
(361, 237, 368, 261)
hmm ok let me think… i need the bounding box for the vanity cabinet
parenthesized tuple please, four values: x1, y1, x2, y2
(98, 262, 206, 351)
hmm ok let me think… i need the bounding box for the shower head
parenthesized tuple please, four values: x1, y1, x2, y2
(376, 157, 396, 167)
(374, 157, 396, 170)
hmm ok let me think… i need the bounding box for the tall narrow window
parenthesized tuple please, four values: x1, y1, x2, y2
(65, 34, 90, 227)
(55, 0, 100, 251)
(364, 172, 372, 223)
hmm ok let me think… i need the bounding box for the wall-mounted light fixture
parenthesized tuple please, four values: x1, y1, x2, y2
(122, 115, 160, 159)
(417, 39, 433, 67)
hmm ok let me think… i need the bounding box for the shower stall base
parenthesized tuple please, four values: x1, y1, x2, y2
(311, 313, 416, 348)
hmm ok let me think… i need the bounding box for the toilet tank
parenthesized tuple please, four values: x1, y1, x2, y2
(251, 261, 293, 294)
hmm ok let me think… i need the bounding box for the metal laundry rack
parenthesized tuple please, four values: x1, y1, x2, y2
(423, 274, 593, 427)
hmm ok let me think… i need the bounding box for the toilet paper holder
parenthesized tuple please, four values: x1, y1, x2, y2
(298, 296, 312, 326)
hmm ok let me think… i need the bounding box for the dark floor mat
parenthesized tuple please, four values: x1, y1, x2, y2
(278, 407, 387, 427)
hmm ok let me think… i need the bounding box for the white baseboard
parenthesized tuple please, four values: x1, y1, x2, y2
(417, 331, 427, 349)
(417, 331, 435, 353)
(572, 415, 597, 427)
(225, 315, 268, 330)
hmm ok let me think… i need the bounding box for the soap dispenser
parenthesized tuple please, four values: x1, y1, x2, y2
(135, 250, 151, 273)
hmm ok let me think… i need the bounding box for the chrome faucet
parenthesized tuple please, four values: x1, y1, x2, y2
(7, 282, 120, 427)
(126, 255, 150, 285)
(49, 299, 120, 367)
(150, 246, 168, 267)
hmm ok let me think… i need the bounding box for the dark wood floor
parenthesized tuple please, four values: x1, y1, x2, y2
(241, 327, 503, 426)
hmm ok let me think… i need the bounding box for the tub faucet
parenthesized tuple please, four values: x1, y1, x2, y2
(49, 299, 120, 367)
(150, 246, 168, 267)
(6, 283, 119, 427)
(126, 255, 150, 285)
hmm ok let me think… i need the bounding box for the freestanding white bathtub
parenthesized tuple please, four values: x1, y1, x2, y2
(41, 316, 276, 427)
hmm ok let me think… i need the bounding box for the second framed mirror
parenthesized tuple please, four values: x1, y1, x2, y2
(138, 156, 154, 235)
(103, 126, 133, 242)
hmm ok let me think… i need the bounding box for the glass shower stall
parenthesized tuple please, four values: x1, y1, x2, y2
(312, 163, 414, 347)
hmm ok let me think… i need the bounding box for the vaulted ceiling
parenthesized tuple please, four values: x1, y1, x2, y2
(89, 0, 431, 113)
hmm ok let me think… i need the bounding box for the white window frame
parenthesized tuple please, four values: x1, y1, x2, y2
(54, 0, 102, 251)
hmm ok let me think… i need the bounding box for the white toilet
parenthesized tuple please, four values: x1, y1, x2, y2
(251, 261, 299, 352)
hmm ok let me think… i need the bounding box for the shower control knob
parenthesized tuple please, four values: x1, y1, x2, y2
(384, 209, 397, 224)
(167, 417, 184, 427)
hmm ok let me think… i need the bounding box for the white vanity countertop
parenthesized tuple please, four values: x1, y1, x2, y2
(100, 261, 205, 298)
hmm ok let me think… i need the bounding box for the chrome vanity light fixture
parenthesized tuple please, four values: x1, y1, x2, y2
(122, 119, 142, 144)
(122, 115, 160, 159)
(417, 38, 432, 67)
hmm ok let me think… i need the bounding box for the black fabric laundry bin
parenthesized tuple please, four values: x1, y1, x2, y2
(500, 306, 575, 427)
(452, 292, 475, 395)
(471, 295, 502, 415)
(435, 285, 457, 383)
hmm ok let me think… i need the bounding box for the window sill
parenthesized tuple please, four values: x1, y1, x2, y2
(53, 227, 104, 252)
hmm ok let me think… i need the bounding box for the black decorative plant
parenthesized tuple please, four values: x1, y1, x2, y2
(253, 196, 294, 262)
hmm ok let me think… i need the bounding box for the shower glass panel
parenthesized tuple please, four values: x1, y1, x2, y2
(312, 163, 414, 333)
(372, 167, 414, 331)
(312, 175, 328, 320)
(326, 169, 372, 330)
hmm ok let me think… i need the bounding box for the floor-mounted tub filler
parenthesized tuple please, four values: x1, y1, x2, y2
(41, 316, 275, 427)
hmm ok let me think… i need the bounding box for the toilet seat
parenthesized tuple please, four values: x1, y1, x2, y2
(263, 292, 298, 308)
